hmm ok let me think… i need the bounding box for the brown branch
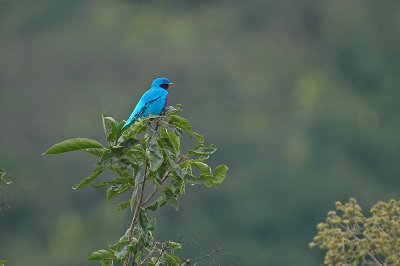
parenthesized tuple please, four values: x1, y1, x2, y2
(138, 241, 160, 266)
(123, 159, 149, 266)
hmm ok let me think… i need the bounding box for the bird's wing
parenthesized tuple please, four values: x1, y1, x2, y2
(122, 89, 166, 130)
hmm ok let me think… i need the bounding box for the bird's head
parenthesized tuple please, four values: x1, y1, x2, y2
(151, 77, 172, 90)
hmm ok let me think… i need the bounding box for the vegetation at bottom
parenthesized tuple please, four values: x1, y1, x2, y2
(44, 105, 228, 265)
(0, 168, 10, 265)
(311, 198, 400, 265)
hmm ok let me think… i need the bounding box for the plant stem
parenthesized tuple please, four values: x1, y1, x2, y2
(124, 159, 149, 266)
(143, 156, 185, 207)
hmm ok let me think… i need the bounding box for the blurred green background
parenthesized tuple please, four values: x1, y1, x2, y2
(1, 0, 400, 265)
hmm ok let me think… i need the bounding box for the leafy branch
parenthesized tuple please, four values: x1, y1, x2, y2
(310, 198, 400, 265)
(0, 168, 11, 266)
(44, 105, 228, 265)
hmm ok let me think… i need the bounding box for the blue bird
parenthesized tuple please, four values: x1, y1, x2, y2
(121, 77, 172, 131)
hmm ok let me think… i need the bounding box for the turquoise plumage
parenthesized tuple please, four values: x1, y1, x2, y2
(122, 77, 172, 131)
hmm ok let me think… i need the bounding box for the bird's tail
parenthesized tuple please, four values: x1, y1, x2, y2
(121, 117, 137, 131)
(121, 122, 130, 131)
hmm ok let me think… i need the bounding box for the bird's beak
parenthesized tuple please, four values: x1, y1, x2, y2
(169, 82, 173, 85)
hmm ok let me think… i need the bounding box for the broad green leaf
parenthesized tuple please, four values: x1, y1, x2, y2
(116, 201, 130, 211)
(190, 161, 211, 175)
(100, 259, 113, 266)
(126, 117, 149, 136)
(163, 105, 181, 116)
(166, 154, 187, 180)
(88, 249, 116, 260)
(44, 138, 104, 154)
(122, 138, 140, 151)
(102, 114, 119, 142)
(139, 210, 150, 231)
(160, 126, 169, 138)
(85, 148, 105, 157)
(158, 137, 176, 155)
(168, 115, 192, 132)
(188, 143, 217, 158)
(128, 146, 146, 162)
(168, 131, 180, 154)
(91, 177, 133, 188)
(97, 150, 118, 167)
(106, 184, 120, 200)
(132, 163, 146, 210)
(73, 167, 104, 189)
(165, 251, 181, 265)
(110, 236, 129, 263)
(0, 260, 7, 265)
(147, 137, 164, 172)
(164, 187, 179, 210)
(171, 178, 185, 195)
(145, 200, 159, 211)
(213, 165, 228, 187)
(157, 158, 169, 180)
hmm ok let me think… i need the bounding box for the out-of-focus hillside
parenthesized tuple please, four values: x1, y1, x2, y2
(1, 0, 400, 265)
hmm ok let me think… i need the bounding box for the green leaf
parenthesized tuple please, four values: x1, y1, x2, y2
(128, 146, 146, 162)
(97, 150, 118, 167)
(213, 165, 228, 187)
(163, 105, 181, 116)
(85, 148, 105, 157)
(188, 144, 217, 158)
(165, 251, 181, 265)
(0, 260, 7, 265)
(168, 115, 192, 132)
(157, 158, 169, 180)
(148, 136, 164, 172)
(125, 117, 149, 136)
(145, 200, 159, 211)
(44, 138, 104, 154)
(110, 236, 130, 263)
(0, 168, 11, 185)
(190, 161, 211, 175)
(139, 210, 150, 231)
(166, 241, 182, 250)
(116, 201, 130, 211)
(122, 138, 140, 151)
(168, 115, 204, 143)
(102, 114, 119, 142)
(73, 167, 104, 190)
(165, 187, 179, 210)
(168, 131, 180, 154)
(131, 163, 146, 210)
(106, 184, 120, 200)
(166, 156, 187, 180)
(100, 259, 113, 266)
(88, 249, 116, 260)
(158, 137, 176, 155)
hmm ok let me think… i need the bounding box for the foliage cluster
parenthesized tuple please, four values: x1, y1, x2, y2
(44, 105, 228, 266)
(0, 168, 10, 266)
(310, 198, 400, 265)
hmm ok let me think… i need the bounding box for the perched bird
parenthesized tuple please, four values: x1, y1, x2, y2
(121, 77, 172, 131)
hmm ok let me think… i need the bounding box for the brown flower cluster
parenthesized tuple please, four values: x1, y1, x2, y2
(310, 198, 400, 265)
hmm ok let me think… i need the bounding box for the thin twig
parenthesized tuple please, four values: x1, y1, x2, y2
(138, 241, 160, 266)
(180, 246, 223, 266)
(154, 242, 168, 265)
